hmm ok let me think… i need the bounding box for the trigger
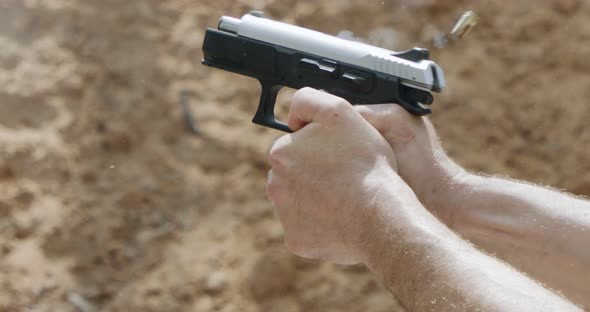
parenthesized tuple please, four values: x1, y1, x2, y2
(405, 88, 433, 105)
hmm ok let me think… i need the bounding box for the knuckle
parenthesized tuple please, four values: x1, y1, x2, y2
(333, 98, 351, 110)
(267, 136, 289, 168)
(382, 109, 400, 126)
(267, 147, 283, 168)
(327, 98, 350, 112)
(354, 105, 370, 116)
(321, 98, 352, 121)
(372, 105, 411, 132)
(291, 87, 313, 106)
(369, 104, 402, 121)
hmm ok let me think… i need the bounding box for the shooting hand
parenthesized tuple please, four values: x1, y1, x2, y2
(266, 88, 417, 265)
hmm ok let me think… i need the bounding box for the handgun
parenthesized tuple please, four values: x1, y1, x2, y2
(202, 11, 446, 132)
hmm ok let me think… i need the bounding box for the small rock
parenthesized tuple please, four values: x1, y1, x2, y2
(66, 292, 95, 312)
(203, 271, 227, 295)
(78, 285, 112, 302)
(32, 283, 57, 298)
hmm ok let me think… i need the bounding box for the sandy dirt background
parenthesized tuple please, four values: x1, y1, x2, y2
(0, 0, 589, 311)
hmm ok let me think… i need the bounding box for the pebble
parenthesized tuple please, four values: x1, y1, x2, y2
(66, 292, 94, 312)
(203, 271, 228, 295)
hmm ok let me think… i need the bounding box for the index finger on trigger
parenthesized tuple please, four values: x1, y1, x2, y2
(287, 87, 352, 131)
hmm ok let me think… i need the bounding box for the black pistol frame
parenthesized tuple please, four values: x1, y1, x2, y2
(202, 28, 434, 132)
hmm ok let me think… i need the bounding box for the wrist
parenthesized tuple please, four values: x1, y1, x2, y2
(363, 195, 461, 300)
(408, 155, 471, 226)
(360, 178, 432, 269)
(427, 169, 490, 233)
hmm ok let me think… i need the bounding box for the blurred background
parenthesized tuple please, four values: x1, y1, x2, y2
(0, 0, 589, 311)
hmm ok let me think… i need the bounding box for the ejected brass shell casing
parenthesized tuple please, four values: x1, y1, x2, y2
(451, 11, 479, 40)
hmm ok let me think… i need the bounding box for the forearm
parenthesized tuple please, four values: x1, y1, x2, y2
(353, 106, 588, 308)
(366, 187, 579, 311)
(435, 173, 590, 307)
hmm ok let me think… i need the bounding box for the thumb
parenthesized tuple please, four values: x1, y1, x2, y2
(354, 104, 418, 148)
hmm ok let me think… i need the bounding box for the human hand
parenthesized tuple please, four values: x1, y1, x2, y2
(354, 104, 466, 222)
(266, 88, 419, 265)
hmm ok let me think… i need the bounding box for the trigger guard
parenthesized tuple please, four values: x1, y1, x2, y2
(252, 113, 292, 132)
(252, 81, 293, 132)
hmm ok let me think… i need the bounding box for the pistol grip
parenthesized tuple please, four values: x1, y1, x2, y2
(252, 81, 292, 133)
